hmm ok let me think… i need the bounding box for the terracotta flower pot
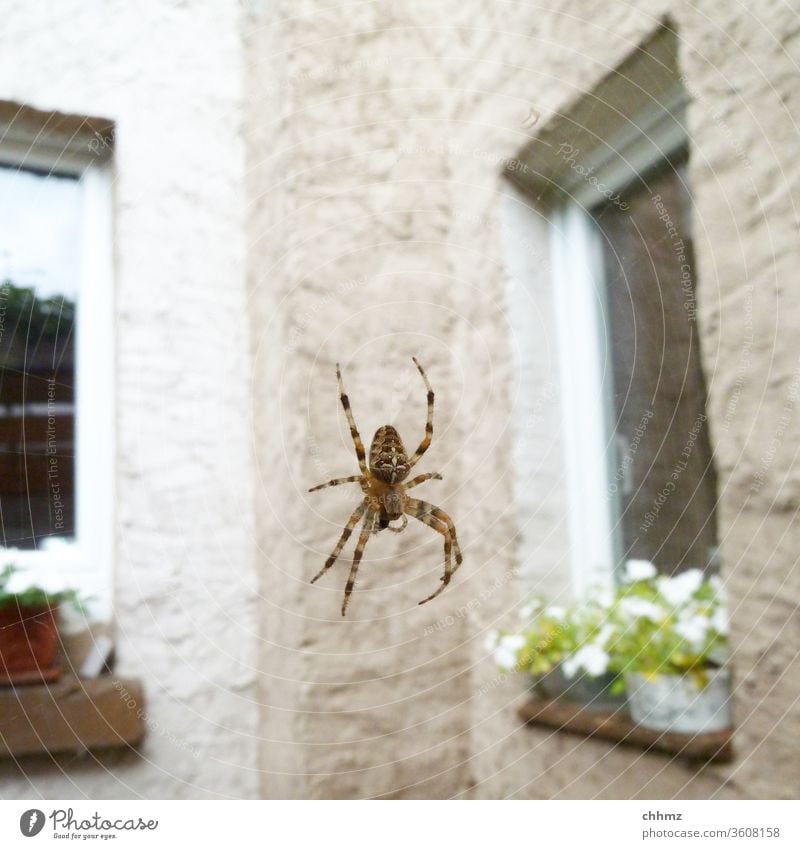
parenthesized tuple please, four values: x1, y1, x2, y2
(0, 603, 61, 685)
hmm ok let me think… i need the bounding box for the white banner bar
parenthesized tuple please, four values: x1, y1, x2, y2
(1, 800, 798, 848)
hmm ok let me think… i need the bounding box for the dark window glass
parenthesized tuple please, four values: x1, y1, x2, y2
(593, 156, 718, 575)
(0, 166, 79, 549)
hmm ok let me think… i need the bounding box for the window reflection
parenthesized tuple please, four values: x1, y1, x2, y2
(0, 166, 79, 549)
(593, 156, 719, 575)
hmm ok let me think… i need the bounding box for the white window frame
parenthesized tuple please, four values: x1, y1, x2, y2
(549, 201, 618, 597)
(0, 126, 114, 620)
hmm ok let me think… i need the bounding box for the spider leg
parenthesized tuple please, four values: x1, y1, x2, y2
(407, 496, 463, 566)
(309, 475, 365, 492)
(406, 357, 434, 470)
(406, 498, 456, 604)
(404, 472, 442, 489)
(311, 499, 367, 585)
(342, 509, 376, 616)
(337, 363, 368, 475)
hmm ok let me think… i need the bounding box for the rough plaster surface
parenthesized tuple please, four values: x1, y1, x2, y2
(0, 1, 259, 799)
(1, 0, 797, 800)
(246, 0, 800, 799)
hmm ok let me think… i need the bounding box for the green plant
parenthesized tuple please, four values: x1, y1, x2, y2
(487, 561, 729, 689)
(0, 563, 84, 612)
(487, 593, 616, 678)
(0, 280, 76, 340)
(607, 564, 728, 686)
(512, 604, 577, 675)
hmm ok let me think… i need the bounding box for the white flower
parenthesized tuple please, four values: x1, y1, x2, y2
(543, 605, 566, 620)
(483, 629, 500, 653)
(561, 655, 579, 678)
(656, 568, 704, 608)
(594, 623, 616, 648)
(711, 606, 729, 636)
(3, 568, 73, 596)
(619, 596, 663, 622)
(493, 634, 525, 670)
(709, 573, 727, 603)
(674, 614, 709, 647)
(562, 644, 610, 678)
(3, 569, 37, 595)
(624, 559, 657, 583)
(518, 602, 538, 622)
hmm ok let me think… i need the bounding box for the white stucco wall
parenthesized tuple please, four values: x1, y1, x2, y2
(0, 0, 259, 799)
(1, 0, 797, 801)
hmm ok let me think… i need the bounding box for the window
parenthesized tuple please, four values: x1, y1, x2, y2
(504, 28, 719, 593)
(0, 168, 79, 547)
(0, 108, 114, 618)
(547, 96, 719, 591)
(592, 154, 718, 576)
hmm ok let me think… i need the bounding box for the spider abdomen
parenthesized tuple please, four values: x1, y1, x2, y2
(369, 424, 410, 483)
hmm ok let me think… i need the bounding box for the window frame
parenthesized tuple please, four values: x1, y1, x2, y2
(0, 126, 114, 620)
(548, 82, 690, 595)
(504, 79, 692, 597)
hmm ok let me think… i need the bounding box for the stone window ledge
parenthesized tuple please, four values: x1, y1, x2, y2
(518, 697, 733, 763)
(0, 674, 145, 759)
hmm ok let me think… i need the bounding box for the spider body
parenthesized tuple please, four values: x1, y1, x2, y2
(309, 358, 462, 616)
(367, 476, 405, 520)
(369, 425, 410, 483)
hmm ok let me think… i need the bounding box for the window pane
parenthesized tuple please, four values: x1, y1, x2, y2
(0, 166, 79, 550)
(593, 157, 718, 575)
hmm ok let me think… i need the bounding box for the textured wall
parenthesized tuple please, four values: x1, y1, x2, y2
(246, 0, 800, 799)
(0, 1, 259, 798)
(244, 1, 489, 799)
(1, 0, 797, 801)
(681, 0, 800, 800)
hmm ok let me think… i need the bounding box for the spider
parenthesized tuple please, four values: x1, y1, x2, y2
(309, 358, 463, 616)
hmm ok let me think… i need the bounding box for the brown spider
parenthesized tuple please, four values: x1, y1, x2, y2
(309, 358, 463, 616)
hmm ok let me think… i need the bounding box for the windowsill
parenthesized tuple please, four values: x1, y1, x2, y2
(0, 674, 145, 759)
(518, 696, 734, 763)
